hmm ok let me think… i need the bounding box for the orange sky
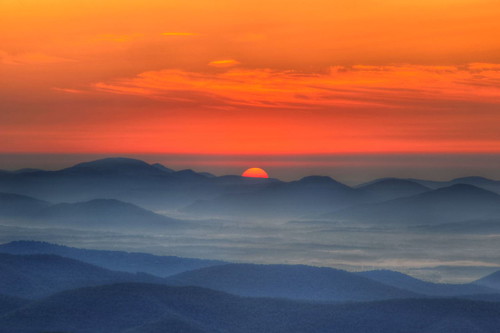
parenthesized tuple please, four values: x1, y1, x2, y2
(1, 0, 500, 155)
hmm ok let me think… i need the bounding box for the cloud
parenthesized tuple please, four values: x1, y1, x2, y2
(94, 64, 500, 110)
(52, 88, 86, 94)
(0, 51, 74, 65)
(467, 63, 500, 71)
(208, 59, 241, 68)
(88, 64, 500, 154)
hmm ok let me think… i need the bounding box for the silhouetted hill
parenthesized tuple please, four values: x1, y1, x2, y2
(0, 158, 266, 210)
(0, 241, 225, 277)
(60, 157, 168, 177)
(2, 283, 500, 333)
(0, 188, 188, 231)
(323, 184, 500, 225)
(185, 176, 364, 218)
(0, 253, 162, 299)
(473, 271, 500, 291)
(0, 169, 43, 175)
(358, 270, 497, 296)
(0, 294, 29, 315)
(12, 168, 44, 174)
(0, 192, 50, 218)
(408, 176, 500, 194)
(150, 163, 174, 173)
(3, 157, 498, 216)
(167, 263, 419, 302)
(35, 198, 183, 230)
(199, 171, 216, 178)
(358, 178, 431, 201)
(210, 174, 279, 186)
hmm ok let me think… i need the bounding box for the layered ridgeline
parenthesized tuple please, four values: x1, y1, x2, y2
(0, 241, 500, 332)
(0, 192, 185, 231)
(0, 241, 499, 302)
(2, 283, 500, 333)
(320, 184, 500, 225)
(0, 240, 224, 277)
(0, 157, 278, 212)
(0, 252, 163, 298)
(1, 157, 500, 221)
(184, 176, 364, 218)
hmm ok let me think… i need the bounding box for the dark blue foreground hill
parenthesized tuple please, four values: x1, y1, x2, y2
(0, 253, 162, 298)
(166, 263, 419, 302)
(473, 270, 500, 291)
(358, 269, 497, 296)
(2, 283, 500, 333)
(0, 240, 225, 277)
(0, 294, 29, 315)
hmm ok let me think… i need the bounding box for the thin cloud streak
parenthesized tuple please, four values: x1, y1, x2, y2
(94, 64, 500, 110)
(208, 59, 241, 68)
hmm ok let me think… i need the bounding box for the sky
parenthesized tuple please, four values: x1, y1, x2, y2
(1, 0, 500, 179)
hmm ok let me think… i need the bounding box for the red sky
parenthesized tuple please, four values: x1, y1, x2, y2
(1, 0, 500, 158)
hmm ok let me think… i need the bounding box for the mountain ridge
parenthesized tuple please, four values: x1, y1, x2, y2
(0, 240, 225, 277)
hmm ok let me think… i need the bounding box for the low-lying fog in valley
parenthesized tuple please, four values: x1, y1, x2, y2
(1, 157, 499, 283)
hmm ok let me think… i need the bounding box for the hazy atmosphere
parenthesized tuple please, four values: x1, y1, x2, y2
(1, 0, 500, 332)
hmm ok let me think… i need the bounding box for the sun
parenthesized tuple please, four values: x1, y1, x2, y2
(242, 167, 269, 178)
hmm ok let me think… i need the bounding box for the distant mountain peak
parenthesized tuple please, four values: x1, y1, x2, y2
(150, 163, 174, 173)
(173, 169, 209, 179)
(72, 157, 148, 166)
(12, 168, 44, 174)
(61, 157, 166, 176)
(451, 176, 495, 183)
(431, 183, 499, 197)
(297, 175, 346, 185)
(357, 178, 430, 201)
(367, 178, 429, 187)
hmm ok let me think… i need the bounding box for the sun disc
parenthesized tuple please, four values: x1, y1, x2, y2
(242, 167, 269, 178)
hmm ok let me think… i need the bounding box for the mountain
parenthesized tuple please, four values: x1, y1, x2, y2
(12, 168, 44, 174)
(407, 176, 500, 194)
(0, 158, 266, 211)
(358, 269, 497, 296)
(323, 184, 500, 225)
(0, 169, 43, 175)
(34, 198, 183, 230)
(60, 157, 169, 176)
(473, 271, 500, 291)
(0, 158, 194, 210)
(150, 163, 174, 173)
(0, 253, 163, 299)
(0, 194, 186, 231)
(2, 283, 500, 333)
(166, 263, 418, 302)
(357, 178, 431, 201)
(449, 177, 500, 194)
(185, 176, 363, 218)
(0, 294, 29, 316)
(0, 241, 225, 277)
(0, 192, 50, 218)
